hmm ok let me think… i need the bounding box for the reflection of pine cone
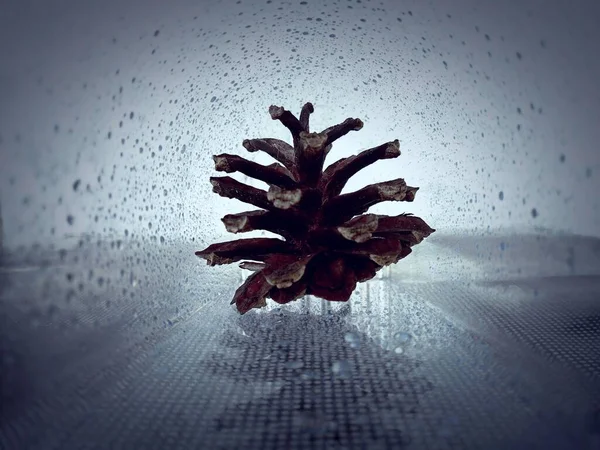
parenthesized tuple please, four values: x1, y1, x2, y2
(196, 103, 435, 314)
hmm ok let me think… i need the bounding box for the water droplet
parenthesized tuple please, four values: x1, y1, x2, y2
(331, 360, 352, 378)
(344, 332, 361, 348)
(284, 360, 304, 369)
(301, 370, 319, 380)
(393, 346, 404, 354)
(393, 331, 412, 344)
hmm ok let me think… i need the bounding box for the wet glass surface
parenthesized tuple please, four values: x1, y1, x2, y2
(1, 238, 599, 449)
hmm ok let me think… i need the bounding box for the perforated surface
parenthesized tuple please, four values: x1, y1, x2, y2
(1, 248, 600, 450)
(400, 277, 600, 382)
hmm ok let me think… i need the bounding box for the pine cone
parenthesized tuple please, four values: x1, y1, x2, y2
(196, 103, 435, 314)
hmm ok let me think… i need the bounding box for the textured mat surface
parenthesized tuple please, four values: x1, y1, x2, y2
(1, 244, 600, 450)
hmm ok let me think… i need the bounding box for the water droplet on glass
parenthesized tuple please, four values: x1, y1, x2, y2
(344, 332, 361, 348)
(393, 331, 412, 344)
(284, 360, 304, 369)
(331, 360, 352, 378)
(301, 370, 319, 380)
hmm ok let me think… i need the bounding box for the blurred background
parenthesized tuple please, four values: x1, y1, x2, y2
(1, 0, 599, 449)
